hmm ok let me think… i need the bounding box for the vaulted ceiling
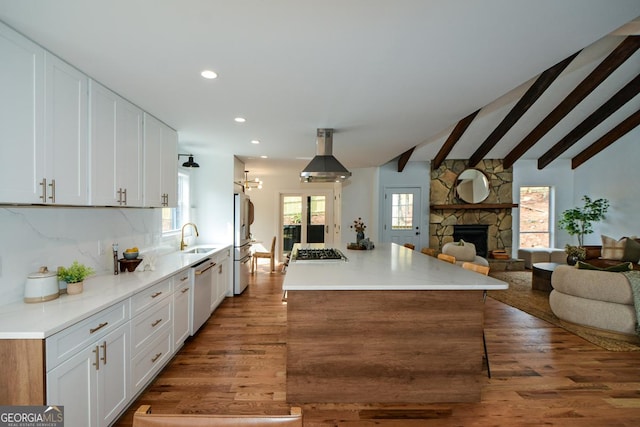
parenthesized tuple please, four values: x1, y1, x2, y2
(0, 1, 638, 177)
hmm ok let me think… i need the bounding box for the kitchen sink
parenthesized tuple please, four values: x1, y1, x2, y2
(182, 246, 217, 254)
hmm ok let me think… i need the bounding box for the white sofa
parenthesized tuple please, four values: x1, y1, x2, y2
(518, 248, 566, 269)
(549, 265, 637, 335)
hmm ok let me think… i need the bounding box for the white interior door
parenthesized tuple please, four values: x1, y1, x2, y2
(382, 187, 422, 247)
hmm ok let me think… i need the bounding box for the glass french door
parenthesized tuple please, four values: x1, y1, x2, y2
(281, 192, 332, 256)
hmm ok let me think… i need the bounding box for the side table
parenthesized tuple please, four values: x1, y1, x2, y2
(531, 262, 561, 292)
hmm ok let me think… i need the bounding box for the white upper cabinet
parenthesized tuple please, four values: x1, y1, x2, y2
(90, 80, 143, 206)
(0, 23, 89, 205)
(0, 22, 45, 203)
(143, 113, 178, 207)
(44, 53, 89, 205)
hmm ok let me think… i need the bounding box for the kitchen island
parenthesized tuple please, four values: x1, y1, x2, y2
(283, 243, 508, 404)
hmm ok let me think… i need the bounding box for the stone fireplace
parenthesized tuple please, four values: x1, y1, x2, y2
(429, 159, 515, 257)
(453, 224, 489, 258)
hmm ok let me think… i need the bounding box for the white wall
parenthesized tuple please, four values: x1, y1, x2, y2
(512, 126, 639, 248)
(342, 167, 380, 244)
(188, 148, 234, 246)
(572, 127, 640, 244)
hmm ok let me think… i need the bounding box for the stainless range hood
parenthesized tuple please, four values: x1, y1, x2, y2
(300, 128, 352, 182)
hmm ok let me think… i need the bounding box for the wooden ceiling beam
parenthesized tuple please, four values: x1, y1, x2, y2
(397, 146, 416, 172)
(503, 36, 640, 169)
(538, 73, 640, 169)
(432, 109, 479, 169)
(571, 109, 640, 169)
(468, 51, 579, 167)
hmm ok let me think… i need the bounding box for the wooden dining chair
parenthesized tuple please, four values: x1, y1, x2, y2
(437, 253, 456, 264)
(461, 261, 491, 378)
(420, 247, 436, 257)
(133, 405, 303, 426)
(403, 243, 415, 250)
(461, 262, 490, 276)
(252, 236, 276, 273)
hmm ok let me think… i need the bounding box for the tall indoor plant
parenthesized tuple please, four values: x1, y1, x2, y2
(558, 195, 609, 247)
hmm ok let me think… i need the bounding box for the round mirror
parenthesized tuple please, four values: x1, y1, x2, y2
(456, 169, 490, 203)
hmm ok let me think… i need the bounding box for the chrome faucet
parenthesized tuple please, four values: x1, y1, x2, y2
(180, 222, 199, 251)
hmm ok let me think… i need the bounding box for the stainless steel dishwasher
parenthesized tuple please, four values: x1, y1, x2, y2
(190, 257, 216, 334)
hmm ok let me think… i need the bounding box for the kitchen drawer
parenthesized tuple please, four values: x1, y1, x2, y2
(172, 269, 191, 291)
(131, 278, 172, 316)
(131, 295, 172, 357)
(46, 300, 129, 371)
(131, 328, 172, 394)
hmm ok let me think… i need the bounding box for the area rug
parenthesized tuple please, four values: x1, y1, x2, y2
(488, 270, 640, 352)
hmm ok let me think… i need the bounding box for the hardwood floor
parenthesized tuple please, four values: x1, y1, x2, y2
(115, 263, 640, 426)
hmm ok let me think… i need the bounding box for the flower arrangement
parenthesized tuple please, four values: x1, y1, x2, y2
(58, 261, 95, 284)
(350, 217, 366, 233)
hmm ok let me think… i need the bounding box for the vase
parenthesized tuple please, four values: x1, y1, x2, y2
(356, 231, 365, 244)
(566, 255, 579, 266)
(67, 281, 84, 295)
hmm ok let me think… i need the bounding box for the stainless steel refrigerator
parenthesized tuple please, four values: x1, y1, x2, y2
(233, 193, 252, 294)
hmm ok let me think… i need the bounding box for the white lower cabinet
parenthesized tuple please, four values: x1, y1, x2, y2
(172, 270, 192, 350)
(46, 322, 129, 427)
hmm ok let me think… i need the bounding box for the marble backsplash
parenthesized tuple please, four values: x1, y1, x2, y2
(0, 207, 181, 305)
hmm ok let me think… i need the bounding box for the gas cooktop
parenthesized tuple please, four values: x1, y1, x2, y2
(292, 248, 348, 263)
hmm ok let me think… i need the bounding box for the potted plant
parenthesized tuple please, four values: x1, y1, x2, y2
(564, 244, 586, 266)
(58, 261, 95, 295)
(558, 195, 609, 247)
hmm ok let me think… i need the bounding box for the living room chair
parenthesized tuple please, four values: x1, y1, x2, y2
(252, 236, 276, 273)
(461, 261, 491, 378)
(437, 253, 456, 264)
(404, 243, 415, 250)
(132, 405, 302, 426)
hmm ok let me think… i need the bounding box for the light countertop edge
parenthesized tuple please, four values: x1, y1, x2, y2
(282, 243, 509, 291)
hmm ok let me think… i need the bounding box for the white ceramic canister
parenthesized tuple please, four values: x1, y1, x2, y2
(24, 266, 60, 303)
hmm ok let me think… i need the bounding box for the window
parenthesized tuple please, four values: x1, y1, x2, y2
(391, 193, 413, 230)
(519, 186, 551, 248)
(162, 172, 190, 234)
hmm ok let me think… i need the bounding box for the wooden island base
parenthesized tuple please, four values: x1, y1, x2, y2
(286, 289, 485, 403)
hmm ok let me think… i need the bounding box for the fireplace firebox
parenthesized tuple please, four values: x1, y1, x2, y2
(453, 225, 489, 258)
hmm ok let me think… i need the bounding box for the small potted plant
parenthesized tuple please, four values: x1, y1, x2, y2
(58, 261, 95, 295)
(564, 244, 586, 266)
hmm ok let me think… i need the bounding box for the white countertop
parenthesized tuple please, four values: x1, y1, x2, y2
(0, 245, 230, 340)
(283, 243, 509, 291)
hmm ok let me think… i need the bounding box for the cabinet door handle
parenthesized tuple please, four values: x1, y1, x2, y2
(48, 179, 56, 203)
(181, 288, 189, 294)
(89, 322, 109, 334)
(123, 188, 127, 205)
(151, 291, 162, 298)
(93, 345, 100, 370)
(151, 352, 162, 363)
(151, 319, 162, 327)
(40, 178, 47, 202)
(100, 340, 107, 365)
(179, 275, 189, 282)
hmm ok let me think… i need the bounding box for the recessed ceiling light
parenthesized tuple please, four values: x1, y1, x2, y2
(234, 117, 246, 123)
(251, 140, 260, 144)
(260, 155, 268, 159)
(200, 70, 218, 79)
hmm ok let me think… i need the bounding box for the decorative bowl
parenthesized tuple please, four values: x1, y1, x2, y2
(123, 251, 139, 260)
